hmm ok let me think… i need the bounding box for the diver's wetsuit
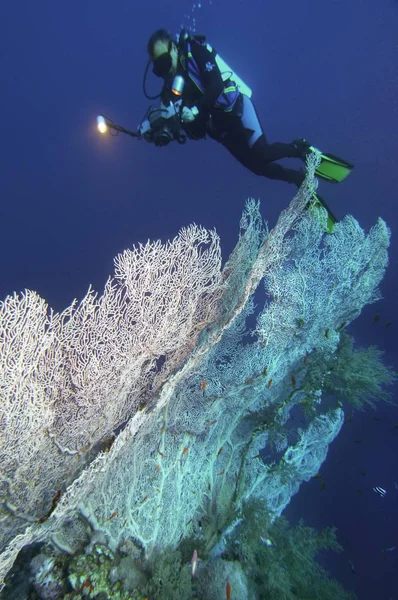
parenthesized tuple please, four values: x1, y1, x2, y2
(161, 40, 305, 187)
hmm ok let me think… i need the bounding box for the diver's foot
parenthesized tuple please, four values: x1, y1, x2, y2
(291, 138, 312, 160)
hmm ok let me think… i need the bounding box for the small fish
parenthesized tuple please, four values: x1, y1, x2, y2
(191, 549, 199, 577)
(262, 366, 268, 377)
(260, 536, 274, 547)
(200, 380, 207, 394)
(384, 321, 392, 328)
(267, 379, 273, 388)
(360, 471, 367, 476)
(106, 510, 119, 521)
(158, 450, 166, 457)
(356, 488, 363, 495)
(245, 377, 254, 385)
(297, 317, 304, 328)
(372, 313, 380, 324)
(217, 470, 225, 476)
(373, 486, 386, 497)
(291, 374, 296, 389)
(320, 479, 326, 490)
(324, 328, 330, 338)
(348, 560, 356, 574)
(217, 446, 223, 457)
(353, 440, 362, 444)
(181, 446, 189, 457)
(385, 545, 396, 552)
(336, 320, 347, 331)
(226, 580, 231, 600)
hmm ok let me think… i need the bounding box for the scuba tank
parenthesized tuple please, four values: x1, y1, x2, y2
(174, 30, 252, 98)
(205, 42, 252, 98)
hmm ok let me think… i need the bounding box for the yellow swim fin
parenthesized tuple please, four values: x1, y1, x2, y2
(310, 147, 354, 183)
(307, 193, 337, 234)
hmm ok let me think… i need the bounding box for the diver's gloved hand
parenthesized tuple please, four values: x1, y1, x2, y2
(180, 106, 199, 123)
(138, 119, 152, 142)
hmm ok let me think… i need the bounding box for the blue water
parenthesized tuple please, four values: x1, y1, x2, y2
(1, 1, 397, 597)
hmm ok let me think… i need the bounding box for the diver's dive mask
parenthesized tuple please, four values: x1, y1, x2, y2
(152, 41, 173, 78)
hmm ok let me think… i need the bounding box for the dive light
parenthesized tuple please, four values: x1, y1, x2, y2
(97, 115, 108, 134)
(96, 115, 140, 138)
(171, 74, 185, 98)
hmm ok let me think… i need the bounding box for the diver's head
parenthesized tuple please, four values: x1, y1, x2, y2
(147, 29, 179, 79)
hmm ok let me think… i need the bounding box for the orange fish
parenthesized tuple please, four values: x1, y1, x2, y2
(106, 510, 118, 521)
(226, 580, 231, 600)
(201, 380, 207, 394)
(181, 446, 189, 457)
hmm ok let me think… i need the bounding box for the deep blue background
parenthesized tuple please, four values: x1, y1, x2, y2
(1, 1, 397, 598)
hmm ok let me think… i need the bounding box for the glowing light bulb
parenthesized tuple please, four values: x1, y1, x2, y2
(97, 115, 108, 134)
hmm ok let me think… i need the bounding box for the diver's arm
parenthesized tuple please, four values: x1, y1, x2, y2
(190, 42, 224, 111)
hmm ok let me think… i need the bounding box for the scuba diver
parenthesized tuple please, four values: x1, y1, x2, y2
(138, 29, 353, 224)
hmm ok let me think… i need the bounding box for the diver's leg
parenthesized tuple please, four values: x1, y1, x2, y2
(237, 94, 302, 160)
(222, 133, 305, 186)
(219, 95, 305, 185)
(252, 135, 306, 184)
